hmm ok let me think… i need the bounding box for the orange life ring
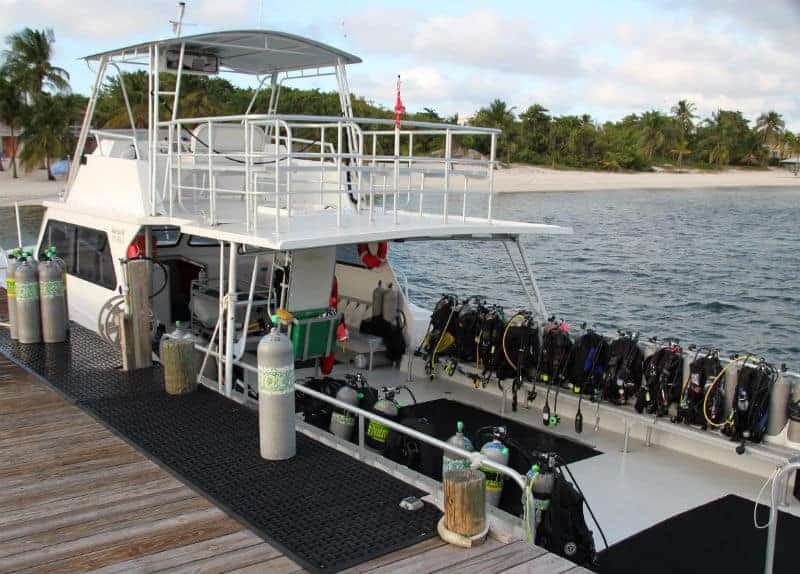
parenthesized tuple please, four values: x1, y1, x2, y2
(357, 242, 387, 269)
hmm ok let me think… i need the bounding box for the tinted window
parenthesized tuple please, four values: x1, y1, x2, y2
(39, 220, 117, 289)
(151, 226, 182, 247)
(188, 235, 219, 247)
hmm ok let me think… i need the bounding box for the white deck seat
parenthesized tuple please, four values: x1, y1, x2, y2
(337, 295, 385, 370)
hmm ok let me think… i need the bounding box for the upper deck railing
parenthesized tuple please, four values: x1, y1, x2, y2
(151, 114, 499, 232)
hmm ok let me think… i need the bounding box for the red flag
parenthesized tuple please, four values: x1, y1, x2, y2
(394, 75, 405, 128)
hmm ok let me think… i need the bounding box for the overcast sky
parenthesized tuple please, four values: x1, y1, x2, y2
(1, 0, 798, 130)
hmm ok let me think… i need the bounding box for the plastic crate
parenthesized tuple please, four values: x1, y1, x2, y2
(289, 309, 339, 360)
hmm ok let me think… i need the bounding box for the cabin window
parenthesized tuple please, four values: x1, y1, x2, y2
(39, 220, 117, 290)
(150, 226, 182, 247)
(188, 235, 219, 247)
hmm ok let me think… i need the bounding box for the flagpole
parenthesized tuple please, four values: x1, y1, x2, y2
(393, 75, 403, 224)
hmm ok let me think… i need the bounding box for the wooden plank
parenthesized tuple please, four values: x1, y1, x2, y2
(84, 531, 264, 574)
(0, 486, 193, 543)
(0, 466, 170, 512)
(0, 441, 149, 480)
(2, 507, 240, 574)
(0, 420, 111, 447)
(0, 450, 146, 489)
(364, 537, 504, 574)
(0, 496, 210, 559)
(0, 478, 182, 527)
(496, 550, 576, 574)
(154, 542, 283, 573)
(225, 556, 307, 574)
(433, 541, 548, 574)
(340, 537, 446, 574)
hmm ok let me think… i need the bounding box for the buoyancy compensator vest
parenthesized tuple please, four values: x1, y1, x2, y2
(723, 359, 777, 448)
(601, 333, 644, 405)
(636, 343, 683, 416)
(296, 376, 348, 430)
(477, 306, 505, 379)
(421, 294, 458, 376)
(384, 416, 442, 479)
(453, 297, 482, 362)
(675, 350, 723, 428)
(565, 330, 607, 397)
(536, 466, 598, 567)
(539, 320, 572, 386)
(498, 312, 541, 411)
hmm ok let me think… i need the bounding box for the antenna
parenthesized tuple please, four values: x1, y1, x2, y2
(170, 2, 187, 36)
(258, 0, 264, 27)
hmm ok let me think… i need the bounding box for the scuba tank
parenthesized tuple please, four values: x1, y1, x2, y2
(453, 297, 481, 362)
(499, 312, 540, 412)
(541, 319, 571, 427)
(442, 421, 474, 476)
(365, 386, 403, 452)
(6, 248, 21, 339)
(675, 349, 723, 428)
(329, 384, 360, 442)
(527, 455, 556, 537)
(371, 280, 386, 319)
(600, 331, 643, 405)
(478, 430, 510, 507)
(14, 253, 42, 344)
(38, 247, 67, 343)
(724, 358, 777, 453)
(567, 328, 607, 434)
(381, 282, 399, 325)
(257, 327, 296, 460)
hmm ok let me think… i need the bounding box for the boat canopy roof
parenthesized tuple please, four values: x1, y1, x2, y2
(83, 30, 362, 74)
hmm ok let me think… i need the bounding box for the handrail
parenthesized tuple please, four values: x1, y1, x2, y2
(194, 343, 528, 493)
(764, 455, 800, 574)
(157, 113, 501, 134)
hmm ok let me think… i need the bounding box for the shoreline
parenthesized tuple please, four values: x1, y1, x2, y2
(2, 164, 799, 205)
(493, 164, 800, 192)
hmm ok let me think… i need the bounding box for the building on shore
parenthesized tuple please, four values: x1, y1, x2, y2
(0, 121, 18, 162)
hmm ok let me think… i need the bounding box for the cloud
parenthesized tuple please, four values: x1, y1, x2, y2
(0, 0, 252, 40)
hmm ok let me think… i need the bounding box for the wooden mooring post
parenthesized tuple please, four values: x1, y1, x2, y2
(119, 259, 152, 371)
(440, 468, 487, 546)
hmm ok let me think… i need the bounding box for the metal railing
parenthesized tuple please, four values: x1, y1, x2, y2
(194, 343, 528, 496)
(154, 114, 500, 232)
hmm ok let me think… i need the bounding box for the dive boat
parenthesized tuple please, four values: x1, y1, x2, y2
(1, 26, 798, 574)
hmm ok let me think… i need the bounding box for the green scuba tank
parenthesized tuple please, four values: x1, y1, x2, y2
(442, 421, 474, 476)
(479, 440, 509, 507)
(366, 392, 399, 451)
(329, 385, 360, 441)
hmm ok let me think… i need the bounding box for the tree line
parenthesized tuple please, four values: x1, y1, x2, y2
(2, 27, 798, 178)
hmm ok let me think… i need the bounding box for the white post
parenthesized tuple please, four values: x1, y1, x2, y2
(14, 202, 22, 247)
(488, 132, 496, 222)
(224, 241, 238, 397)
(337, 121, 343, 226)
(443, 129, 451, 223)
(217, 241, 225, 393)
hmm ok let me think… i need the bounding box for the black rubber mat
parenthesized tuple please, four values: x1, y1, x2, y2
(0, 325, 440, 574)
(594, 494, 800, 574)
(400, 398, 601, 515)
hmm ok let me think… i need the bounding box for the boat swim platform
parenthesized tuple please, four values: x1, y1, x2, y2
(0, 308, 588, 573)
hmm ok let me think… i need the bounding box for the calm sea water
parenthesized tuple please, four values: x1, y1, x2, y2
(3, 188, 798, 367)
(389, 187, 800, 369)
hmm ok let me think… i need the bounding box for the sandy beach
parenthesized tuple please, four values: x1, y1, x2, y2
(0, 167, 65, 206)
(493, 165, 800, 192)
(2, 162, 798, 205)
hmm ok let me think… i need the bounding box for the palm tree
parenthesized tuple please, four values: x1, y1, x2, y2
(670, 100, 697, 139)
(671, 141, 691, 168)
(755, 110, 784, 145)
(639, 110, 668, 159)
(3, 28, 70, 100)
(18, 94, 70, 180)
(0, 70, 26, 178)
(472, 99, 516, 161)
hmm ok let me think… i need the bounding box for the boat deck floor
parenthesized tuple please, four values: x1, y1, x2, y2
(0, 356, 592, 574)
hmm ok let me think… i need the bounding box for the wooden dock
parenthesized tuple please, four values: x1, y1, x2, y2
(0, 354, 591, 574)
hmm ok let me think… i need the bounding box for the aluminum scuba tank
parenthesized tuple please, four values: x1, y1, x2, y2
(479, 439, 510, 507)
(15, 255, 41, 344)
(786, 375, 800, 446)
(381, 282, 399, 325)
(38, 249, 67, 343)
(329, 384, 360, 441)
(528, 459, 556, 532)
(766, 365, 790, 442)
(6, 249, 20, 339)
(366, 389, 399, 452)
(257, 327, 296, 460)
(442, 421, 474, 476)
(371, 280, 386, 319)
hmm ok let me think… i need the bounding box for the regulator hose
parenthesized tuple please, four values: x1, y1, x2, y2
(701, 355, 756, 429)
(501, 312, 528, 370)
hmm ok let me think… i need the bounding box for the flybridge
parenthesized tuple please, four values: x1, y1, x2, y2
(65, 29, 570, 247)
